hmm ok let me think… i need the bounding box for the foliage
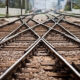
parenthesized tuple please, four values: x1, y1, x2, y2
(73, 0, 80, 9)
(64, 0, 80, 11)
(0, 2, 5, 8)
(64, 0, 71, 11)
(9, 0, 25, 9)
(73, 4, 80, 9)
(0, 14, 5, 17)
(64, 5, 71, 11)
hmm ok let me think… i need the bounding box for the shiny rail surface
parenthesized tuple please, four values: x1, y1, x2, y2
(0, 12, 80, 80)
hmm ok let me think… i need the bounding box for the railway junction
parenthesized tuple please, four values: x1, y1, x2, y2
(0, 12, 80, 80)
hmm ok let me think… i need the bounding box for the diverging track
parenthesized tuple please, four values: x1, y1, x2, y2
(0, 13, 80, 80)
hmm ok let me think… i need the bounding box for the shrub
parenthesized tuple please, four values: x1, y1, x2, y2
(0, 3, 5, 8)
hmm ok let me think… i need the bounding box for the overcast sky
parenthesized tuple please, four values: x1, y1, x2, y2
(33, 0, 67, 10)
(0, 0, 67, 10)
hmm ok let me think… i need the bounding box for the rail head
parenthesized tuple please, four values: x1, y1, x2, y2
(42, 38, 80, 79)
(0, 12, 80, 80)
(0, 38, 80, 79)
(0, 38, 41, 80)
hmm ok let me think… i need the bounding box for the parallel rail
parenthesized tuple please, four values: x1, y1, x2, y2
(0, 12, 80, 80)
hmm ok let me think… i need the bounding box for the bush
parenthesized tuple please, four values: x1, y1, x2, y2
(73, 4, 80, 9)
(0, 3, 5, 8)
(64, 5, 71, 11)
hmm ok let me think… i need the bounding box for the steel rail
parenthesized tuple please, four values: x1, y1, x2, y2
(1, 15, 35, 41)
(0, 13, 53, 79)
(57, 12, 80, 18)
(1, 36, 80, 79)
(46, 13, 64, 24)
(0, 10, 50, 28)
(0, 24, 44, 44)
(0, 16, 53, 45)
(47, 13, 57, 18)
(63, 19, 80, 26)
(38, 15, 80, 78)
(0, 15, 29, 28)
(47, 13, 62, 20)
(20, 19, 51, 38)
(24, 14, 80, 43)
(42, 38, 80, 78)
(0, 18, 21, 28)
(1, 13, 80, 47)
(32, 18, 55, 24)
(46, 14, 80, 41)
(20, 15, 56, 35)
(0, 15, 53, 78)
(45, 14, 54, 21)
(31, 17, 80, 44)
(32, 18, 54, 25)
(0, 14, 39, 42)
(20, 14, 35, 24)
(20, 18, 40, 38)
(1, 24, 25, 41)
(0, 38, 41, 80)
(1, 37, 80, 79)
(56, 15, 65, 23)
(0, 16, 30, 41)
(58, 24, 80, 40)
(51, 29, 80, 43)
(42, 24, 80, 44)
(20, 14, 55, 30)
(22, 15, 80, 44)
(30, 19, 55, 31)
(0, 13, 80, 79)
(19, 10, 54, 21)
(0, 28, 38, 45)
(27, 15, 80, 78)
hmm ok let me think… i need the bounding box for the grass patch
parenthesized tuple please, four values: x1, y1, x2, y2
(0, 14, 6, 17)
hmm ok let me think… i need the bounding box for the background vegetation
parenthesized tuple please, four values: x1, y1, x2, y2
(0, 0, 5, 8)
(0, 0, 25, 9)
(73, 0, 80, 9)
(64, 0, 80, 11)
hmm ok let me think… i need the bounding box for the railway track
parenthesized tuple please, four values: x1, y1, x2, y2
(0, 12, 80, 80)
